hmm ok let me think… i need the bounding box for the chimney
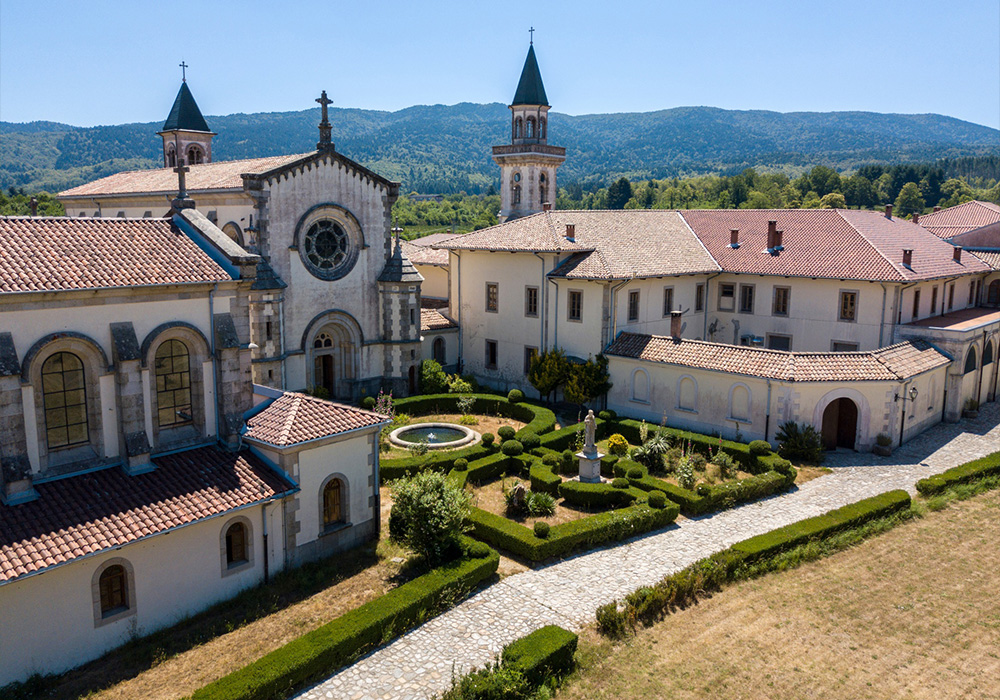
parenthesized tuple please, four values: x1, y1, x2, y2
(933, 206, 942, 213)
(902, 249, 913, 267)
(29, 197, 37, 217)
(670, 310, 683, 339)
(885, 204, 893, 219)
(954, 246, 963, 263)
(767, 220, 778, 249)
(542, 202, 552, 212)
(912, 212, 920, 224)
(774, 228, 784, 249)
(565, 223, 575, 240)
(730, 229, 740, 248)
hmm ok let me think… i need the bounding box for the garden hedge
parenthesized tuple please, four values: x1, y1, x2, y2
(915, 451, 1000, 495)
(501, 625, 578, 686)
(466, 502, 678, 561)
(529, 461, 562, 495)
(537, 417, 608, 452)
(557, 479, 642, 508)
(730, 489, 911, 562)
(612, 419, 762, 472)
(189, 543, 499, 700)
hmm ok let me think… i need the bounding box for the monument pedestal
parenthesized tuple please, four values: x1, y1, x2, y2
(576, 449, 605, 483)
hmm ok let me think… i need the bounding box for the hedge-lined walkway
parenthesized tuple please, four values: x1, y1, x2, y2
(296, 405, 1000, 700)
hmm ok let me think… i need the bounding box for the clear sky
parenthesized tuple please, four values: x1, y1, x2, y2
(2, 0, 998, 129)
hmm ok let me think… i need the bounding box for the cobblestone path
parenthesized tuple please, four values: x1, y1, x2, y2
(297, 406, 1000, 700)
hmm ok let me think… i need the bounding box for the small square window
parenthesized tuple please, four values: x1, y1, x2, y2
(628, 290, 640, 322)
(839, 291, 857, 321)
(766, 334, 792, 351)
(524, 346, 538, 374)
(568, 290, 583, 322)
(832, 341, 859, 352)
(719, 283, 735, 312)
(486, 283, 498, 313)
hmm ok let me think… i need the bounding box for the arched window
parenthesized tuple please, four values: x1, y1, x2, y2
(41, 352, 89, 449)
(631, 368, 649, 402)
(515, 118, 523, 139)
(99, 565, 128, 617)
(186, 145, 204, 165)
(314, 331, 334, 349)
(539, 118, 546, 139)
(539, 173, 547, 206)
(433, 336, 446, 364)
(730, 384, 751, 421)
(166, 146, 176, 168)
(989, 280, 1000, 306)
(965, 346, 978, 374)
(323, 478, 344, 526)
(222, 222, 242, 244)
(526, 118, 535, 138)
(155, 340, 192, 428)
(678, 376, 697, 411)
(984, 341, 994, 366)
(225, 522, 248, 566)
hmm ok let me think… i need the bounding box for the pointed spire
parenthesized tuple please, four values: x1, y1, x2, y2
(511, 44, 549, 106)
(163, 81, 210, 132)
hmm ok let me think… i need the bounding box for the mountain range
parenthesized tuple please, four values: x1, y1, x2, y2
(2, 103, 998, 194)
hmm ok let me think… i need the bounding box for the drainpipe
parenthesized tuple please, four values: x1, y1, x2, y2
(261, 502, 269, 584)
(533, 253, 547, 351)
(454, 251, 463, 370)
(878, 283, 889, 347)
(608, 278, 630, 345)
(703, 272, 722, 340)
(279, 300, 287, 389)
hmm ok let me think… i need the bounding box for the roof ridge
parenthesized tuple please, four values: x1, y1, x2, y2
(278, 393, 303, 444)
(835, 209, 907, 281)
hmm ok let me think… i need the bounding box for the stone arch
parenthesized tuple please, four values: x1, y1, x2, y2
(186, 144, 204, 165)
(964, 345, 978, 374)
(220, 514, 254, 576)
(677, 375, 698, 411)
(319, 472, 350, 531)
(91, 556, 136, 627)
(303, 311, 363, 400)
(21, 331, 110, 382)
(630, 367, 650, 402)
(729, 382, 752, 422)
(983, 339, 994, 366)
(142, 323, 210, 446)
(812, 387, 871, 450)
(221, 221, 244, 246)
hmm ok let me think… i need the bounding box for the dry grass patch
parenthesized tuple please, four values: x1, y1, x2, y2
(562, 490, 1000, 700)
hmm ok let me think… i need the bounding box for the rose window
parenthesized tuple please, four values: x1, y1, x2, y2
(304, 220, 350, 272)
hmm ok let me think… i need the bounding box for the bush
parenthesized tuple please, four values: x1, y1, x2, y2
(875, 433, 893, 447)
(607, 433, 629, 457)
(596, 602, 629, 639)
(481, 433, 495, 448)
(598, 409, 617, 421)
(541, 453, 559, 467)
(507, 389, 524, 403)
(501, 440, 524, 457)
(408, 439, 429, 457)
(527, 491, 556, 516)
(389, 471, 471, 564)
(420, 359, 449, 394)
(561, 450, 575, 469)
(748, 440, 771, 456)
(916, 451, 1000, 495)
(533, 521, 550, 538)
(360, 396, 376, 411)
(647, 490, 667, 509)
(612, 477, 629, 489)
(559, 480, 637, 508)
(529, 462, 562, 495)
(501, 625, 578, 686)
(775, 421, 825, 463)
(454, 458, 469, 472)
(711, 451, 736, 478)
(626, 466, 644, 480)
(689, 453, 707, 471)
(520, 432, 541, 451)
(463, 540, 492, 559)
(498, 425, 516, 442)
(676, 457, 696, 490)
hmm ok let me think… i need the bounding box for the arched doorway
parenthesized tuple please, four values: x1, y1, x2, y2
(311, 323, 357, 399)
(821, 398, 858, 450)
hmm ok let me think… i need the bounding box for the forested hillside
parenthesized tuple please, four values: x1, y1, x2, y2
(2, 103, 998, 194)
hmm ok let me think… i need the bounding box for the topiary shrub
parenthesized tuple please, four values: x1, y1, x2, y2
(598, 409, 617, 421)
(647, 490, 667, 509)
(361, 396, 377, 411)
(507, 388, 524, 403)
(520, 432, 541, 451)
(501, 439, 524, 457)
(775, 421, 825, 463)
(607, 433, 629, 457)
(612, 477, 629, 489)
(498, 426, 516, 442)
(453, 458, 468, 472)
(464, 540, 491, 558)
(542, 453, 559, 467)
(626, 466, 644, 480)
(481, 432, 495, 448)
(748, 440, 772, 457)
(389, 470, 470, 564)
(533, 521, 550, 538)
(561, 449, 575, 467)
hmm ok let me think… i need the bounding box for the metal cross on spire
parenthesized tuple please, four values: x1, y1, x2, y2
(316, 90, 335, 151)
(179, 61, 188, 82)
(529, 27, 535, 45)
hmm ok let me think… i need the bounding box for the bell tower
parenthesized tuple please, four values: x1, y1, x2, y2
(158, 64, 216, 169)
(492, 37, 565, 222)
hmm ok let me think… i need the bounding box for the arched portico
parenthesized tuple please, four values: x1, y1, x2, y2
(812, 387, 871, 451)
(304, 311, 362, 400)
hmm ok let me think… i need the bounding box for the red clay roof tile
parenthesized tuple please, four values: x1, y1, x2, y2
(918, 201, 1000, 238)
(244, 392, 389, 447)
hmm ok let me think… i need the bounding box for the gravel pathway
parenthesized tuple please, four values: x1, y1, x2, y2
(297, 406, 1000, 700)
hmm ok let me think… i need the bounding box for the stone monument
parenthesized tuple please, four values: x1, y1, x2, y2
(576, 409, 604, 483)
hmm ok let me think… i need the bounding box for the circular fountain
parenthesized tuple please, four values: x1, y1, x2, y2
(388, 422, 480, 450)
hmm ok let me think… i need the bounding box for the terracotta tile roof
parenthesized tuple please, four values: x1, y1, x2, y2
(401, 239, 449, 266)
(918, 201, 1000, 238)
(969, 250, 1000, 270)
(244, 392, 389, 447)
(681, 208, 988, 281)
(421, 308, 458, 331)
(411, 233, 464, 247)
(0, 216, 231, 293)
(606, 333, 949, 382)
(58, 154, 310, 197)
(439, 211, 719, 279)
(0, 446, 291, 583)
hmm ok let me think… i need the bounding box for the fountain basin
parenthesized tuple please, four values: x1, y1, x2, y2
(388, 422, 480, 450)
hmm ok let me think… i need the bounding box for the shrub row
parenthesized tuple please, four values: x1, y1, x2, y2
(466, 502, 679, 561)
(393, 393, 557, 439)
(557, 479, 641, 509)
(625, 464, 796, 516)
(612, 419, 764, 472)
(730, 489, 911, 562)
(190, 544, 499, 700)
(381, 443, 491, 482)
(537, 417, 608, 452)
(501, 625, 578, 686)
(529, 461, 562, 495)
(915, 451, 1000, 495)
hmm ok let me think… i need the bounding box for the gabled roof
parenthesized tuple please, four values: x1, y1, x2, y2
(162, 81, 212, 133)
(421, 308, 458, 331)
(0, 216, 232, 293)
(918, 200, 1000, 238)
(969, 250, 1000, 270)
(401, 239, 449, 266)
(607, 333, 950, 382)
(512, 44, 549, 106)
(244, 392, 389, 447)
(0, 446, 292, 584)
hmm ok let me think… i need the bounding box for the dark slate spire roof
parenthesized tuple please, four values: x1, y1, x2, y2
(162, 82, 211, 132)
(511, 45, 549, 106)
(378, 237, 424, 283)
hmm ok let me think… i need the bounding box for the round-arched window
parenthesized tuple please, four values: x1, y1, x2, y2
(298, 211, 360, 281)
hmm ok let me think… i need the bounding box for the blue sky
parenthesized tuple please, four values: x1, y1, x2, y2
(2, 0, 998, 128)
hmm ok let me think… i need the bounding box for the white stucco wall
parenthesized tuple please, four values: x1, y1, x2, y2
(415, 263, 448, 299)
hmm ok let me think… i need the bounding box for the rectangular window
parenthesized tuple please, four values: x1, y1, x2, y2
(912, 289, 921, 319)
(265, 321, 273, 340)
(486, 283, 498, 313)
(772, 286, 790, 316)
(766, 334, 792, 351)
(628, 290, 640, 322)
(839, 291, 857, 321)
(524, 286, 539, 317)
(409, 307, 416, 326)
(568, 290, 583, 321)
(832, 341, 860, 352)
(948, 283, 955, 311)
(718, 283, 735, 312)
(969, 281, 976, 305)
(739, 284, 755, 314)
(524, 346, 538, 374)
(695, 284, 705, 312)
(662, 286, 674, 317)
(931, 286, 938, 315)
(485, 340, 498, 369)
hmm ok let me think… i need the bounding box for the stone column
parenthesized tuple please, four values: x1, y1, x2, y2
(0, 332, 33, 503)
(110, 322, 152, 472)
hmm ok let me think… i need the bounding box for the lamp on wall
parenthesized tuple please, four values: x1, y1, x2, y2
(909, 386, 919, 402)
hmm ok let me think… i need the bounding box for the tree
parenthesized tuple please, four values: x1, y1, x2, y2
(607, 177, 633, 209)
(419, 359, 448, 394)
(894, 182, 925, 216)
(842, 174, 877, 209)
(938, 178, 975, 208)
(819, 192, 847, 209)
(563, 354, 612, 409)
(389, 470, 470, 564)
(527, 348, 570, 401)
